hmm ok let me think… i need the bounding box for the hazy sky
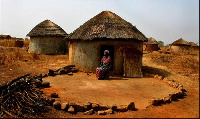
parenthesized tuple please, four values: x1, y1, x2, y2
(0, 0, 199, 45)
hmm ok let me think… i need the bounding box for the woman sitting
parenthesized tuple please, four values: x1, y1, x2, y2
(96, 50, 112, 80)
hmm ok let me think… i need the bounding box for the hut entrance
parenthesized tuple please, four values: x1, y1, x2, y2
(123, 47, 143, 77)
(100, 45, 114, 71)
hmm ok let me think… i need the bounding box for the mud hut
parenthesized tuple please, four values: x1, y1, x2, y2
(143, 37, 159, 52)
(27, 20, 68, 54)
(0, 35, 11, 40)
(188, 42, 199, 51)
(68, 11, 147, 77)
(170, 38, 190, 53)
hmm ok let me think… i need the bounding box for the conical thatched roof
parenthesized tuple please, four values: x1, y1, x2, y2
(171, 38, 190, 46)
(27, 20, 67, 37)
(68, 11, 147, 41)
(147, 37, 158, 44)
(188, 42, 198, 46)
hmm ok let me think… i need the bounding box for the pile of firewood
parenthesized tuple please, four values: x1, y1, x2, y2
(0, 74, 50, 118)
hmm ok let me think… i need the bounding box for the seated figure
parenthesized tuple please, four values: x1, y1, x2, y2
(96, 50, 112, 80)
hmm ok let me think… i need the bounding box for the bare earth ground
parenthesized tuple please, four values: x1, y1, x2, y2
(42, 73, 178, 109)
(0, 47, 199, 118)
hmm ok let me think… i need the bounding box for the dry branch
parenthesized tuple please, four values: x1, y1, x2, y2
(0, 74, 50, 118)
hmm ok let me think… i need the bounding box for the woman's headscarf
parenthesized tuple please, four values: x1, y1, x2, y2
(104, 50, 109, 54)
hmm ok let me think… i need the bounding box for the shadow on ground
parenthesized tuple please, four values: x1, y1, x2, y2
(142, 66, 171, 77)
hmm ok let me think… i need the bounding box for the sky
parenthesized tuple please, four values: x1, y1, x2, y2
(0, 0, 199, 45)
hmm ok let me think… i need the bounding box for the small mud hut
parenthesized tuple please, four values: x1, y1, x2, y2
(27, 20, 68, 54)
(68, 11, 147, 77)
(188, 42, 199, 51)
(143, 37, 159, 52)
(170, 38, 190, 53)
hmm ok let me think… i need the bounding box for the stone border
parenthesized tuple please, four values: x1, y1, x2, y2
(48, 95, 136, 115)
(41, 73, 187, 115)
(146, 74, 187, 106)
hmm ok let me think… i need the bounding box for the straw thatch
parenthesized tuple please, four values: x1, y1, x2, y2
(188, 42, 198, 46)
(68, 11, 147, 41)
(171, 38, 190, 46)
(27, 20, 67, 37)
(147, 37, 158, 44)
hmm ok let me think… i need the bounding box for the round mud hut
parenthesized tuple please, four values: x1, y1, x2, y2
(27, 20, 68, 55)
(170, 38, 190, 53)
(188, 42, 199, 51)
(143, 37, 159, 52)
(68, 11, 148, 77)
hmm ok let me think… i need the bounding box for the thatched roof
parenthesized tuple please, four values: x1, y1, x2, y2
(171, 38, 190, 46)
(188, 42, 198, 46)
(68, 11, 147, 41)
(27, 20, 67, 37)
(147, 37, 158, 44)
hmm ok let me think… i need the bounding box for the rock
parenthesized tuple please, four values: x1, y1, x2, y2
(74, 105, 85, 112)
(51, 93, 58, 98)
(68, 72, 73, 75)
(97, 110, 106, 115)
(158, 76, 163, 80)
(42, 74, 48, 78)
(84, 109, 94, 115)
(53, 101, 61, 110)
(167, 80, 174, 86)
(41, 81, 50, 88)
(49, 98, 55, 106)
(127, 102, 135, 111)
(68, 106, 75, 114)
(163, 96, 171, 103)
(154, 74, 159, 79)
(163, 78, 168, 83)
(61, 102, 69, 110)
(92, 103, 99, 111)
(157, 98, 164, 105)
(176, 91, 184, 98)
(83, 102, 92, 111)
(149, 99, 159, 106)
(48, 69, 55, 76)
(111, 104, 117, 111)
(169, 93, 177, 101)
(99, 105, 109, 110)
(105, 109, 113, 114)
(69, 102, 76, 107)
(172, 82, 179, 88)
(116, 105, 127, 112)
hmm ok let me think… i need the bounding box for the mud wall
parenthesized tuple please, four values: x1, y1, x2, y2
(146, 44, 159, 52)
(69, 40, 143, 77)
(29, 36, 68, 55)
(170, 45, 190, 53)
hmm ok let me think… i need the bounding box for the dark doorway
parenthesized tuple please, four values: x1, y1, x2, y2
(100, 45, 114, 71)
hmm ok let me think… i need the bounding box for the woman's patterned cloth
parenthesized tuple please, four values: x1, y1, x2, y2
(96, 56, 112, 80)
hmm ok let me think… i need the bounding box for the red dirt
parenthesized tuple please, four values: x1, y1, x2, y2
(0, 47, 199, 118)
(42, 73, 178, 109)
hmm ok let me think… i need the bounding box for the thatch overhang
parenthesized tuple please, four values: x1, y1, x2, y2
(27, 20, 67, 37)
(147, 37, 158, 44)
(68, 11, 148, 42)
(171, 38, 190, 46)
(188, 42, 198, 46)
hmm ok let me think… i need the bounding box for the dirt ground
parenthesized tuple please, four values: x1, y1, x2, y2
(42, 73, 178, 109)
(0, 47, 199, 118)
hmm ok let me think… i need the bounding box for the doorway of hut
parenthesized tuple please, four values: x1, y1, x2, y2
(100, 45, 114, 71)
